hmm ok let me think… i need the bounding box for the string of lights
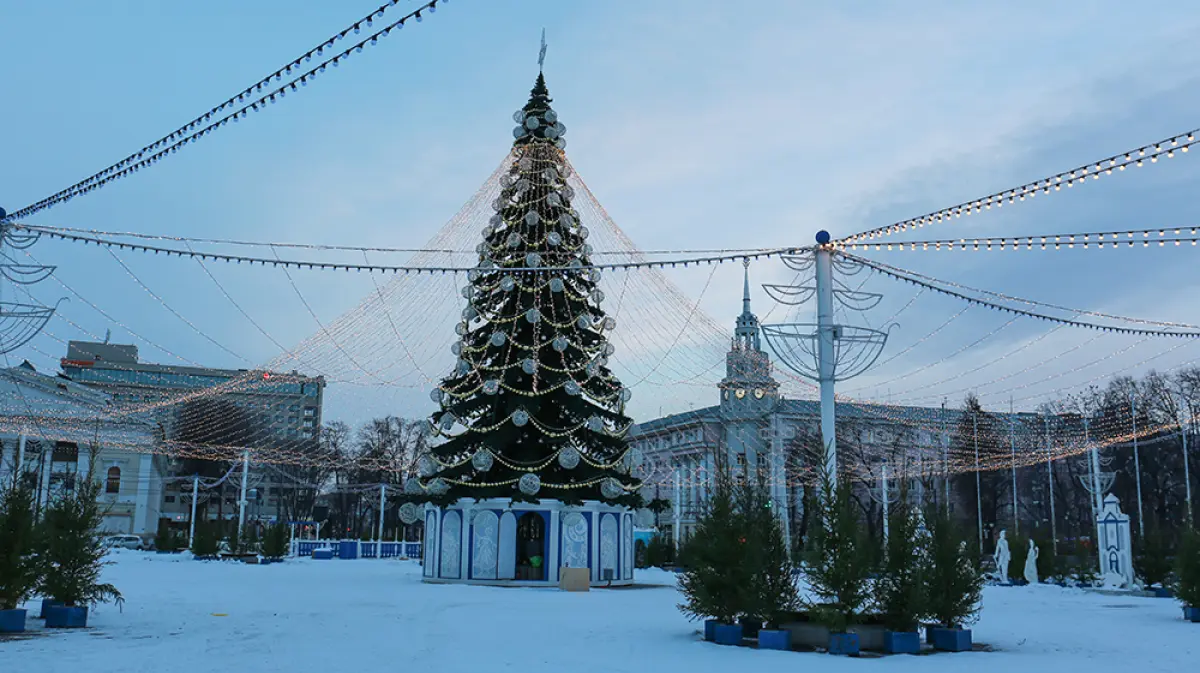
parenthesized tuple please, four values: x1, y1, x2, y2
(845, 226, 1200, 252)
(845, 252, 1200, 337)
(6, 1, 448, 221)
(8, 223, 783, 259)
(836, 127, 1198, 244)
(17, 223, 798, 274)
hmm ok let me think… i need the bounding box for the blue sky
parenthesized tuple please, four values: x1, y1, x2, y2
(3, 1, 1200, 427)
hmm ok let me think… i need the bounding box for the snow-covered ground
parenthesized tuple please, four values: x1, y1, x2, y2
(4, 550, 1196, 672)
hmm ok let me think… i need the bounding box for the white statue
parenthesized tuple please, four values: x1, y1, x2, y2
(993, 529, 1011, 584)
(1024, 539, 1039, 585)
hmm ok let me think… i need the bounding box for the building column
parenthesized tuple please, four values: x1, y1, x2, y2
(39, 443, 53, 510)
(771, 414, 791, 552)
(135, 454, 153, 535)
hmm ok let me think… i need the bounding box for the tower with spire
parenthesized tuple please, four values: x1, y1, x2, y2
(720, 263, 779, 419)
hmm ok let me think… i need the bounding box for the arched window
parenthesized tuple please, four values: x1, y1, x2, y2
(105, 466, 121, 494)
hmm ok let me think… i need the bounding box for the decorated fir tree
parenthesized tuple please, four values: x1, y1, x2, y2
(414, 73, 639, 508)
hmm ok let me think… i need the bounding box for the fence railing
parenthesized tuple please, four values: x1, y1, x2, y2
(292, 539, 422, 559)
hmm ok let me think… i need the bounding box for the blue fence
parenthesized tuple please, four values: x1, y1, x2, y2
(294, 539, 422, 559)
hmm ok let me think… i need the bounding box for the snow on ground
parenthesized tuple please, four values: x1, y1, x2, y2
(4, 550, 1197, 672)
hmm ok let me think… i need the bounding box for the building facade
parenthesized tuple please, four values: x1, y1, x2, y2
(59, 340, 326, 526)
(0, 362, 164, 536)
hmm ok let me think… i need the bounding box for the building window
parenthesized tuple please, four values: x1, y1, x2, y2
(303, 408, 315, 417)
(105, 467, 121, 494)
(164, 495, 176, 503)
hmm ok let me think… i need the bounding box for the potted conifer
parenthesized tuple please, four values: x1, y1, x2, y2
(875, 500, 927, 654)
(737, 474, 797, 651)
(678, 463, 749, 646)
(1176, 529, 1200, 622)
(802, 470, 873, 656)
(1134, 526, 1173, 597)
(40, 468, 123, 628)
(261, 523, 290, 563)
(923, 504, 983, 652)
(0, 480, 40, 633)
(191, 520, 221, 560)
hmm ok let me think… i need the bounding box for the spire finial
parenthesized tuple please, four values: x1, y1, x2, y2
(538, 28, 547, 72)
(742, 259, 752, 315)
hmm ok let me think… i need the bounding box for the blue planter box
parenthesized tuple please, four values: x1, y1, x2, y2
(45, 606, 88, 628)
(758, 628, 790, 651)
(312, 549, 333, 560)
(1154, 587, 1174, 599)
(1184, 606, 1200, 623)
(713, 622, 743, 646)
(930, 627, 972, 652)
(338, 541, 358, 559)
(829, 632, 859, 656)
(703, 619, 719, 642)
(38, 599, 64, 619)
(883, 631, 920, 654)
(0, 608, 26, 633)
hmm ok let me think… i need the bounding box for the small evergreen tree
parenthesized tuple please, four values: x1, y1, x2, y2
(1175, 529, 1200, 608)
(0, 479, 41, 610)
(1006, 531, 1028, 582)
(802, 469, 873, 633)
(923, 504, 983, 629)
(1134, 526, 1173, 588)
(241, 524, 261, 555)
(738, 474, 798, 628)
(875, 501, 928, 633)
(677, 462, 750, 624)
(261, 523, 290, 559)
(39, 467, 122, 608)
(644, 533, 673, 568)
(191, 520, 220, 557)
(1034, 536, 1056, 581)
(1071, 538, 1098, 586)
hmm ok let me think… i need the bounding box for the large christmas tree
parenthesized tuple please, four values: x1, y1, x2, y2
(414, 73, 640, 508)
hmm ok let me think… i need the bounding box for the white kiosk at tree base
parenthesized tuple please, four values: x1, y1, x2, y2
(1097, 493, 1134, 588)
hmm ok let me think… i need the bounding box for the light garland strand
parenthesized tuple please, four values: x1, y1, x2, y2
(5, 1, 448, 221)
(844, 252, 1200, 337)
(837, 128, 1198, 245)
(845, 227, 1200, 252)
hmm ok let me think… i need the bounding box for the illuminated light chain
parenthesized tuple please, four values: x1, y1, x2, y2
(106, 247, 252, 365)
(846, 227, 1200, 252)
(845, 252, 1200, 337)
(18, 223, 799, 274)
(6, 1, 448, 221)
(836, 128, 1198, 245)
(873, 324, 1073, 401)
(2, 223, 785, 258)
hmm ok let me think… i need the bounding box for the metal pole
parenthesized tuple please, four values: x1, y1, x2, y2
(189, 475, 199, 547)
(881, 460, 890, 547)
(942, 399, 950, 506)
(1131, 392, 1144, 537)
(1085, 416, 1104, 577)
(973, 410, 983, 555)
(1183, 402, 1194, 527)
(378, 483, 386, 543)
(1010, 397, 1018, 536)
(672, 466, 682, 552)
(1045, 415, 1057, 555)
(238, 450, 250, 532)
(815, 238, 838, 492)
(15, 433, 24, 476)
